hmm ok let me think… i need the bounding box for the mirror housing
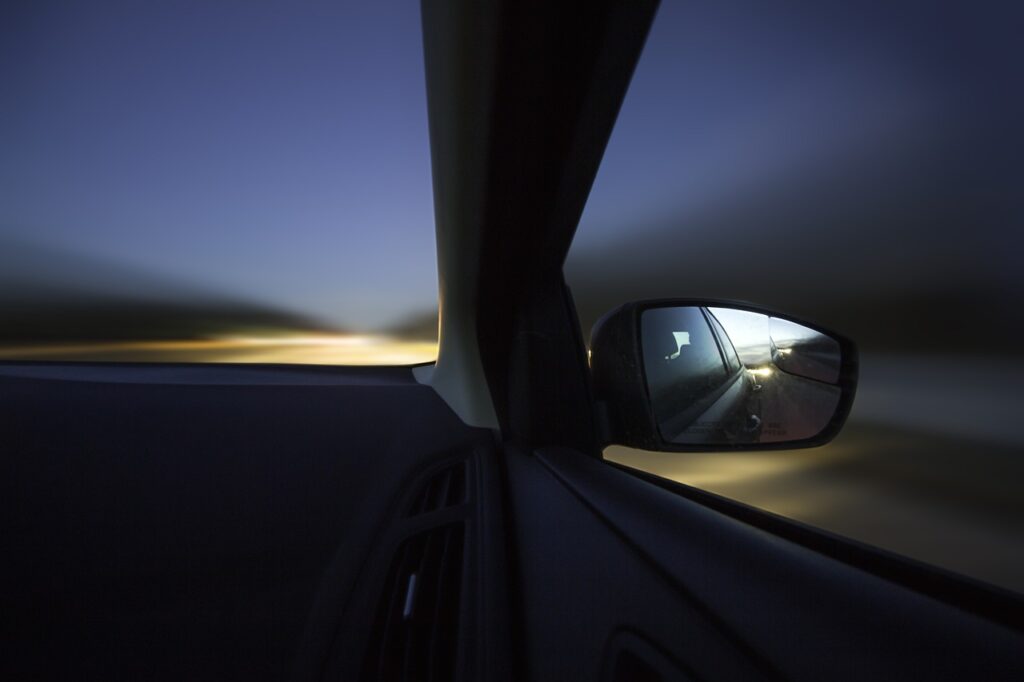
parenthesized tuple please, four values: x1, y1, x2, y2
(589, 299, 858, 451)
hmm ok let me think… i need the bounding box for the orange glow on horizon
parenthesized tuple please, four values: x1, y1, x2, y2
(0, 333, 439, 366)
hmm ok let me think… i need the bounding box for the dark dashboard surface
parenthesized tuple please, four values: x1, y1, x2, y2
(1, 362, 484, 680)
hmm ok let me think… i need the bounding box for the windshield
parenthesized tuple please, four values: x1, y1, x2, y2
(0, 3, 438, 364)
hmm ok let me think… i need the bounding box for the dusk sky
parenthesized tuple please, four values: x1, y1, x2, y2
(2, 1, 1021, 331)
(2, 2, 434, 328)
(576, 1, 1021, 256)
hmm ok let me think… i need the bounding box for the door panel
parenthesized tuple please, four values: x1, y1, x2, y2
(506, 445, 1024, 681)
(505, 445, 771, 681)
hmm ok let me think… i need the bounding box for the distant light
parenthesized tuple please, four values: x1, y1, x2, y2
(0, 333, 439, 365)
(776, 348, 792, 355)
(748, 366, 774, 377)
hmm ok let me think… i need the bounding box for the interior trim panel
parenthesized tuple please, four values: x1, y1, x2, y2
(506, 445, 1024, 681)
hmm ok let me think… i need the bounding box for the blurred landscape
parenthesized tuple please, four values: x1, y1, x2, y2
(0, 236, 438, 365)
(606, 358, 1024, 594)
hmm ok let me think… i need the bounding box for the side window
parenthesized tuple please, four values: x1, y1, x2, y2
(0, 5, 439, 367)
(566, 2, 1023, 594)
(706, 310, 742, 374)
(641, 306, 727, 427)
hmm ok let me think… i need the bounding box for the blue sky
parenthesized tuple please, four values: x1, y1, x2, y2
(2, 1, 1020, 331)
(1, 2, 435, 328)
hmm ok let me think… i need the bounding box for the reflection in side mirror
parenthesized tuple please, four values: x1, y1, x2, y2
(768, 316, 841, 384)
(590, 300, 857, 451)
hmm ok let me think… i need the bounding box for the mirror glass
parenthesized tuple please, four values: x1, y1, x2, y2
(640, 306, 842, 445)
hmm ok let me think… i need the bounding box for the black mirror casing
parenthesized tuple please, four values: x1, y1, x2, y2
(590, 299, 859, 452)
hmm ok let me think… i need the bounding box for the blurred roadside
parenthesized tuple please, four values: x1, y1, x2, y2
(0, 235, 438, 364)
(608, 354, 1024, 593)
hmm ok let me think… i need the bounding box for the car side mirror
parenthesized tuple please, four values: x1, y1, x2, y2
(589, 300, 858, 451)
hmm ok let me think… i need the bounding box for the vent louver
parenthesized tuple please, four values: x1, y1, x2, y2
(360, 523, 465, 682)
(406, 461, 467, 516)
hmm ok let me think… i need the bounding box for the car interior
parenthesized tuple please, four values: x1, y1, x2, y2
(4, 2, 1023, 681)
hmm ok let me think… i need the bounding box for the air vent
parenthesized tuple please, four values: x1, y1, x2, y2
(406, 461, 467, 516)
(360, 524, 465, 682)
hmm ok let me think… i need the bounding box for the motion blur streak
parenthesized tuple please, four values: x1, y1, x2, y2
(609, 353, 1024, 593)
(0, 335, 438, 365)
(608, 424, 1024, 596)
